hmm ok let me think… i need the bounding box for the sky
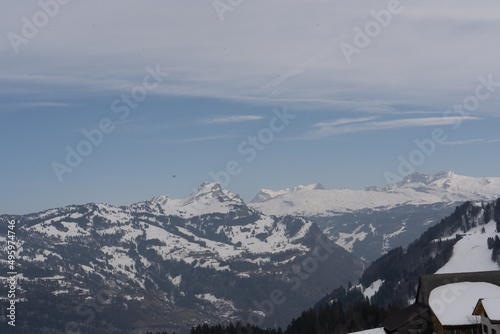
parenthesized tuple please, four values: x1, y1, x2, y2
(1, 0, 500, 214)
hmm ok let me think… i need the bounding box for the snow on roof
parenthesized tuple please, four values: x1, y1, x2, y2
(429, 282, 500, 326)
(349, 327, 386, 334)
(481, 297, 500, 321)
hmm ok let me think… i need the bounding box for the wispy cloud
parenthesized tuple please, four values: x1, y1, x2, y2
(314, 116, 379, 128)
(441, 138, 500, 145)
(202, 115, 265, 124)
(5, 102, 74, 109)
(306, 116, 482, 139)
(3, 1, 500, 116)
(138, 135, 239, 144)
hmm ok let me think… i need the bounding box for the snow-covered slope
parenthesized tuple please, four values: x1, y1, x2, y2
(356, 278, 384, 300)
(19, 184, 321, 271)
(0, 182, 362, 332)
(252, 186, 442, 217)
(436, 220, 500, 274)
(250, 172, 500, 217)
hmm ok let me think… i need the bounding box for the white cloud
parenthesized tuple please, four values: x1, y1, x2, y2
(441, 138, 500, 145)
(139, 135, 239, 144)
(313, 116, 379, 128)
(307, 116, 482, 138)
(203, 115, 265, 124)
(3, 102, 74, 109)
(2, 1, 500, 115)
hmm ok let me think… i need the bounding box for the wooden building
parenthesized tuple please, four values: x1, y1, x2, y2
(473, 298, 500, 334)
(349, 271, 500, 334)
(382, 303, 431, 334)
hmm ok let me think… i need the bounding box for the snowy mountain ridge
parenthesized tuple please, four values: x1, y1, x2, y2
(251, 183, 325, 203)
(0, 183, 362, 331)
(250, 171, 500, 217)
(248, 171, 500, 262)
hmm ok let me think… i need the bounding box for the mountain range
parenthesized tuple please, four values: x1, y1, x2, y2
(0, 182, 361, 333)
(1, 171, 500, 333)
(246, 198, 500, 334)
(250, 171, 500, 261)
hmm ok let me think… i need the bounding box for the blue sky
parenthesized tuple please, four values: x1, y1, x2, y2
(2, 0, 500, 214)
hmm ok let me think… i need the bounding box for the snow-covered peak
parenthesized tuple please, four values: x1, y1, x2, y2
(183, 182, 244, 207)
(363, 185, 382, 191)
(184, 182, 224, 204)
(292, 183, 325, 192)
(145, 182, 247, 217)
(384, 171, 500, 202)
(251, 189, 290, 203)
(384, 171, 453, 190)
(149, 195, 170, 206)
(199, 181, 223, 192)
(251, 183, 325, 203)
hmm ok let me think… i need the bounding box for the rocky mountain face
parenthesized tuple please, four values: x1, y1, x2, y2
(249, 172, 500, 262)
(0, 183, 362, 333)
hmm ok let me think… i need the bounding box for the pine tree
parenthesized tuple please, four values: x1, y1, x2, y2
(484, 204, 492, 223)
(495, 198, 500, 231)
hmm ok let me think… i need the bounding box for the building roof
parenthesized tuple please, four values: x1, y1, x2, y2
(382, 303, 429, 332)
(349, 327, 387, 334)
(416, 270, 500, 306)
(473, 297, 500, 324)
(429, 282, 500, 327)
